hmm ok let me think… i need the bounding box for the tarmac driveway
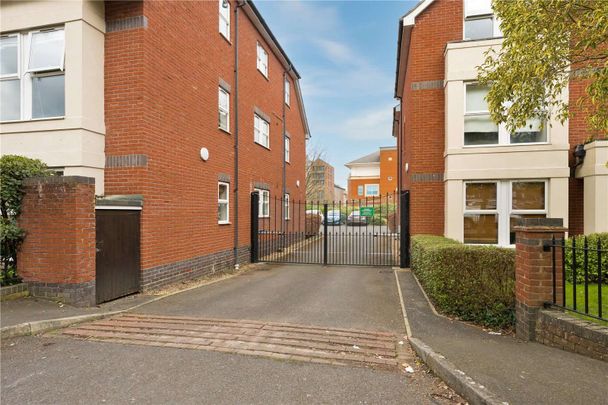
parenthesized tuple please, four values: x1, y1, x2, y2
(138, 263, 405, 333)
(1, 264, 464, 404)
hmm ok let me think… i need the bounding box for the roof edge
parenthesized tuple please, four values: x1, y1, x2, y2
(243, 0, 311, 138)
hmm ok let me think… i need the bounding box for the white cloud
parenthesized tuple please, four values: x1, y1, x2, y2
(340, 104, 395, 140)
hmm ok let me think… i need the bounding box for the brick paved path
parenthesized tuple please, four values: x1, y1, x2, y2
(62, 313, 406, 369)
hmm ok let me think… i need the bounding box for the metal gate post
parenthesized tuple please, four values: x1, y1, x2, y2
(400, 190, 410, 268)
(323, 203, 328, 265)
(251, 192, 259, 263)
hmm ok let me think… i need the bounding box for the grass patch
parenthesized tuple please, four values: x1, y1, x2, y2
(563, 282, 608, 324)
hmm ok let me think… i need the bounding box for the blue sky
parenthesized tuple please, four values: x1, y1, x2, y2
(255, 0, 417, 187)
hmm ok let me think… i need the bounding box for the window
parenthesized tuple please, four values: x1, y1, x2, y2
(257, 42, 268, 78)
(464, 0, 501, 40)
(284, 193, 290, 220)
(465, 84, 498, 145)
(218, 182, 230, 224)
(365, 184, 379, 197)
(254, 113, 270, 148)
(255, 188, 270, 218)
(357, 185, 364, 196)
(509, 181, 546, 244)
(464, 84, 547, 146)
(218, 87, 229, 131)
(219, 0, 230, 40)
(284, 78, 290, 105)
(1, 28, 65, 122)
(285, 136, 290, 162)
(464, 180, 547, 245)
(464, 182, 498, 244)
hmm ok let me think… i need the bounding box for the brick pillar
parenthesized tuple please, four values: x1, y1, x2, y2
(18, 176, 96, 306)
(514, 218, 566, 341)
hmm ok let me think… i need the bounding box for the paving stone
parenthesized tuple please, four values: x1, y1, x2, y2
(62, 313, 399, 369)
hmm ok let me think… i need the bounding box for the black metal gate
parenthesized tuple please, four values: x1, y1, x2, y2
(251, 191, 409, 267)
(95, 209, 141, 304)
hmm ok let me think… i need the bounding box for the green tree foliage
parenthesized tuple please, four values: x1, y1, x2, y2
(0, 155, 50, 283)
(478, 0, 608, 137)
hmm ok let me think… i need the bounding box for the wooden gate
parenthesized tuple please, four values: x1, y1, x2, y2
(95, 209, 141, 304)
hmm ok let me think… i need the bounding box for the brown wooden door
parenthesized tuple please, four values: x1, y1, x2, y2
(95, 209, 141, 304)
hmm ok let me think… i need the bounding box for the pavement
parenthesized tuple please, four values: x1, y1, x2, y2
(398, 269, 608, 405)
(1, 264, 462, 404)
(0, 293, 156, 328)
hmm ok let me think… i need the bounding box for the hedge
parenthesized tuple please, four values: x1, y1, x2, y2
(565, 233, 608, 284)
(411, 235, 516, 329)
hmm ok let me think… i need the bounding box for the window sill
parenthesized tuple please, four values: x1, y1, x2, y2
(254, 141, 271, 150)
(462, 141, 550, 149)
(218, 221, 231, 225)
(1, 116, 65, 124)
(219, 32, 231, 45)
(257, 69, 269, 81)
(219, 127, 231, 135)
(258, 216, 270, 219)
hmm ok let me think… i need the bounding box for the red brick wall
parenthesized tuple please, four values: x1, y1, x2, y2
(104, 1, 306, 285)
(347, 177, 381, 200)
(18, 177, 96, 287)
(400, 0, 462, 236)
(379, 149, 398, 195)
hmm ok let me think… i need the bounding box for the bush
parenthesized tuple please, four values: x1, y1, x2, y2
(411, 235, 516, 329)
(0, 155, 50, 285)
(565, 233, 608, 284)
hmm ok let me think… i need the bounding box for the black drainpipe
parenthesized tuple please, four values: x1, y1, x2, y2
(233, 1, 243, 268)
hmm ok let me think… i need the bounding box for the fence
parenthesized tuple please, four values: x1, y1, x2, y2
(251, 191, 404, 267)
(545, 235, 607, 322)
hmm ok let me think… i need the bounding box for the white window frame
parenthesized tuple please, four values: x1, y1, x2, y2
(357, 185, 364, 196)
(254, 113, 270, 149)
(284, 77, 290, 106)
(1, 28, 65, 122)
(254, 188, 270, 218)
(464, 83, 549, 147)
(218, 182, 230, 224)
(463, 180, 548, 246)
(284, 193, 290, 220)
(219, 0, 231, 41)
(364, 184, 380, 197)
(256, 42, 268, 78)
(218, 86, 230, 132)
(463, 0, 501, 41)
(284, 135, 290, 163)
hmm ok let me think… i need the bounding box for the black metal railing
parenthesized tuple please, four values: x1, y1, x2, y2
(546, 235, 607, 322)
(251, 191, 404, 267)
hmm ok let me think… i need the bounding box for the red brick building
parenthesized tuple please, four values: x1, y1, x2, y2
(1, 0, 309, 303)
(345, 146, 397, 200)
(394, 0, 607, 246)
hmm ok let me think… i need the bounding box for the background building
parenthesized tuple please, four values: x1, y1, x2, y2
(345, 146, 397, 200)
(333, 184, 346, 203)
(307, 158, 334, 201)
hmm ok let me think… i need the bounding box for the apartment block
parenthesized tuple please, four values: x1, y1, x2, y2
(307, 158, 334, 201)
(394, 0, 607, 246)
(345, 146, 397, 200)
(0, 0, 309, 299)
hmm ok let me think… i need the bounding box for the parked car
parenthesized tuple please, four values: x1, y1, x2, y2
(346, 210, 367, 226)
(325, 210, 344, 225)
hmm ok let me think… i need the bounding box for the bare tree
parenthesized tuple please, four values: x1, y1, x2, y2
(305, 144, 327, 201)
